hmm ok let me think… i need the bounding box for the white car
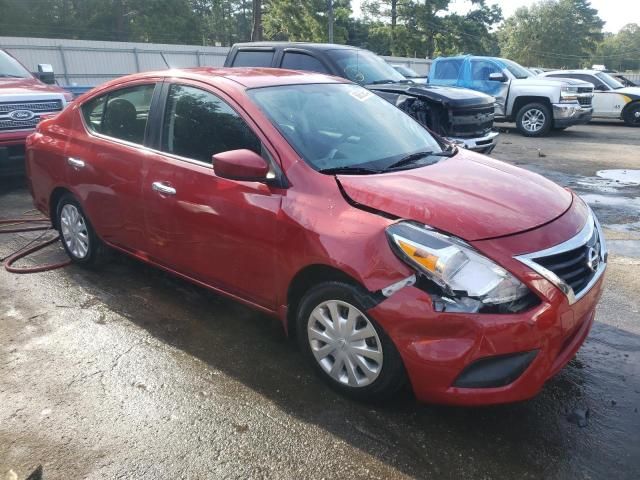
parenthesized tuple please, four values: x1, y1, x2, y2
(540, 69, 640, 126)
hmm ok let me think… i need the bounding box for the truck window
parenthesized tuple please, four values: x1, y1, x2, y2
(432, 59, 462, 81)
(471, 60, 501, 81)
(232, 50, 274, 67)
(281, 52, 329, 74)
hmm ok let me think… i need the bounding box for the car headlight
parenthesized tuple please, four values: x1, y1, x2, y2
(560, 86, 579, 102)
(386, 222, 532, 312)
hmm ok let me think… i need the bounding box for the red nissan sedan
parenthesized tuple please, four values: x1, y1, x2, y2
(25, 68, 607, 405)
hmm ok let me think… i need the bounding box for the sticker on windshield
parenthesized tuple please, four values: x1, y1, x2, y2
(349, 89, 374, 102)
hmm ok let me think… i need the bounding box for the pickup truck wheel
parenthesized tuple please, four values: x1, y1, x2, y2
(516, 103, 552, 137)
(623, 102, 640, 127)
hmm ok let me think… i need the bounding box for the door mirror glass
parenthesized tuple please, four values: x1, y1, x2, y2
(488, 72, 507, 82)
(36, 64, 55, 84)
(213, 149, 269, 181)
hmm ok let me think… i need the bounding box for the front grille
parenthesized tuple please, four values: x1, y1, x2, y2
(450, 105, 494, 137)
(517, 216, 606, 304)
(578, 96, 592, 107)
(0, 117, 40, 130)
(577, 87, 593, 94)
(0, 99, 63, 132)
(0, 100, 62, 113)
(533, 229, 600, 294)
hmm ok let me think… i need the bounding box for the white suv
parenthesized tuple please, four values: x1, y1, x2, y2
(540, 69, 640, 126)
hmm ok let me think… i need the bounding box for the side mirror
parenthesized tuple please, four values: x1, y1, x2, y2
(488, 72, 507, 82)
(36, 64, 55, 84)
(213, 149, 269, 181)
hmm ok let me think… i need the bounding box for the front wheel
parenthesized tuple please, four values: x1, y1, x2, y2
(56, 193, 104, 266)
(296, 282, 407, 402)
(515, 102, 552, 137)
(623, 102, 640, 127)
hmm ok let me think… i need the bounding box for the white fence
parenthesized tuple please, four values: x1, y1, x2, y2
(0, 36, 431, 86)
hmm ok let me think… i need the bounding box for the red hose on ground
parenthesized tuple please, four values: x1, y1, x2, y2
(0, 217, 71, 273)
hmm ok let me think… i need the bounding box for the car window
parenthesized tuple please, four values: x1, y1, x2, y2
(471, 60, 501, 80)
(0, 50, 31, 78)
(82, 84, 155, 144)
(432, 59, 462, 80)
(232, 50, 274, 67)
(548, 73, 604, 89)
(281, 52, 329, 74)
(161, 84, 261, 164)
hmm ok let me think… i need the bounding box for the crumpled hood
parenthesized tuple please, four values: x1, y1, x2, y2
(337, 150, 573, 241)
(368, 83, 495, 109)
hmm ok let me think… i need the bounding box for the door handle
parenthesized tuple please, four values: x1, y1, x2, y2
(67, 157, 85, 169)
(152, 181, 176, 196)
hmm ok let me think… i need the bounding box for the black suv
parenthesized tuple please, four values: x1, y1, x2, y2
(225, 42, 499, 153)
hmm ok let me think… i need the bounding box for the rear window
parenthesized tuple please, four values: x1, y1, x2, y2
(432, 59, 463, 80)
(232, 50, 274, 67)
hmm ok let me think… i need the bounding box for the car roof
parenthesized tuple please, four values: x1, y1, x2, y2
(543, 69, 601, 75)
(96, 67, 348, 90)
(231, 42, 361, 52)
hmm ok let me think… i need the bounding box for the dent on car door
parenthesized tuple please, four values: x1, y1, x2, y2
(72, 82, 158, 251)
(143, 82, 283, 308)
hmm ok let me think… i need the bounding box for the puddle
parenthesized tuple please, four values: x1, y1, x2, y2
(597, 169, 640, 186)
(580, 194, 640, 209)
(607, 239, 640, 259)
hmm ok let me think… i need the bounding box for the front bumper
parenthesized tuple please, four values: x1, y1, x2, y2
(552, 104, 592, 127)
(0, 130, 30, 176)
(446, 130, 499, 154)
(368, 201, 605, 406)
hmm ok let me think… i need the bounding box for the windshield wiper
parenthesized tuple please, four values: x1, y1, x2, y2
(0, 74, 24, 78)
(318, 166, 383, 175)
(385, 150, 455, 171)
(369, 79, 400, 85)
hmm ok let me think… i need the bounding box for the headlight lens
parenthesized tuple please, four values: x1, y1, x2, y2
(386, 222, 531, 310)
(560, 85, 579, 102)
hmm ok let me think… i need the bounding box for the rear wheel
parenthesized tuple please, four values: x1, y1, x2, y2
(56, 194, 104, 266)
(623, 102, 640, 127)
(516, 102, 552, 137)
(296, 282, 407, 402)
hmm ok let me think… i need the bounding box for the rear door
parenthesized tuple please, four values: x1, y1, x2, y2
(69, 81, 159, 252)
(142, 80, 285, 308)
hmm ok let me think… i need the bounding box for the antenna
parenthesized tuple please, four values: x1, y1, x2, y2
(160, 52, 171, 69)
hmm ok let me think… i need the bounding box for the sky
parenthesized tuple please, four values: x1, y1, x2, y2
(351, 0, 640, 33)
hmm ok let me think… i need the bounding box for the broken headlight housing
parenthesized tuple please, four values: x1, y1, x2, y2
(386, 222, 534, 313)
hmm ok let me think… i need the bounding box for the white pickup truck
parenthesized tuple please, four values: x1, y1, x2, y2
(429, 55, 594, 136)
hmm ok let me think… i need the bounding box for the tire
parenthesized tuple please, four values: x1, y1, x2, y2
(296, 281, 407, 402)
(515, 102, 552, 137)
(623, 102, 640, 127)
(56, 193, 104, 266)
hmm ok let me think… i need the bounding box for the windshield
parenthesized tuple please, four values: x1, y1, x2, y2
(329, 49, 407, 85)
(248, 83, 443, 173)
(394, 65, 419, 77)
(501, 59, 532, 79)
(0, 50, 31, 78)
(595, 72, 624, 90)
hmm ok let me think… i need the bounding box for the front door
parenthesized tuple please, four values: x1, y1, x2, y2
(143, 82, 284, 309)
(469, 59, 509, 116)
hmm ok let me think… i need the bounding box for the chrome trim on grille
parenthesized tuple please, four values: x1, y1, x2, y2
(515, 210, 607, 305)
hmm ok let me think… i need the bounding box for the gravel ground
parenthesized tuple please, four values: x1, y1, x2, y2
(1, 121, 639, 479)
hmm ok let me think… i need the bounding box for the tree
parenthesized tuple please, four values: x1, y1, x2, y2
(593, 24, 640, 71)
(498, 0, 604, 68)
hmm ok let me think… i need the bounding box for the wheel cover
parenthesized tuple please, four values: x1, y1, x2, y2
(631, 107, 640, 124)
(307, 300, 383, 387)
(60, 204, 90, 259)
(522, 108, 546, 132)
